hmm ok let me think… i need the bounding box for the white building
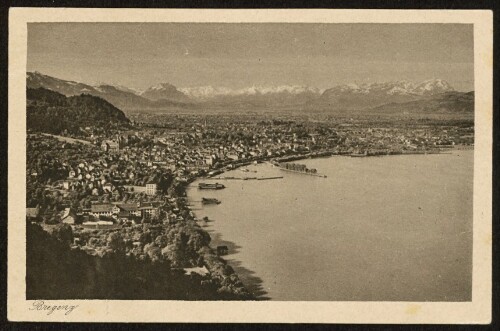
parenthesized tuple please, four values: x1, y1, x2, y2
(146, 182, 157, 196)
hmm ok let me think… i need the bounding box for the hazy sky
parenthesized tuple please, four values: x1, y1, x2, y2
(27, 23, 474, 91)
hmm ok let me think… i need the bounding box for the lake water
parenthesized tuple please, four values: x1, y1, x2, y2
(187, 150, 473, 301)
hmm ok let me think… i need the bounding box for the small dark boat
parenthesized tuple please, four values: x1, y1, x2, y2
(202, 197, 221, 205)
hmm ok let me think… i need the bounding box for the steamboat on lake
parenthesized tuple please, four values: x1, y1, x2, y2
(273, 162, 327, 178)
(198, 183, 226, 190)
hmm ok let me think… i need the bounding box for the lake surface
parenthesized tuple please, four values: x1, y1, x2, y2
(187, 150, 473, 301)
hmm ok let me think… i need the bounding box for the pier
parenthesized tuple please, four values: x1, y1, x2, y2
(277, 167, 327, 178)
(209, 176, 283, 180)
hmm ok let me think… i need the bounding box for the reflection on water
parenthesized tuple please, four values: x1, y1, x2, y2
(187, 151, 473, 301)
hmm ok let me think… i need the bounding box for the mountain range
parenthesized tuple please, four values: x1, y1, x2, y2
(27, 72, 192, 111)
(27, 72, 474, 114)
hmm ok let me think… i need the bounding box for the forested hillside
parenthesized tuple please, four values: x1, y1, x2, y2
(27, 87, 130, 134)
(26, 223, 253, 300)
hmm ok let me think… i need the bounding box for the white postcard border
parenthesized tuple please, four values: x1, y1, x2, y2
(8, 8, 493, 324)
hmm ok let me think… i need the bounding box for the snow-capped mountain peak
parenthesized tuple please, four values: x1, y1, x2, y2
(414, 79, 453, 95)
(323, 79, 454, 97)
(140, 82, 190, 102)
(179, 85, 323, 100)
(147, 82, 178, 91)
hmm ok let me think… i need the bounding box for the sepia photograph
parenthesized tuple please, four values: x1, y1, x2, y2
(8, 9, 492, 323)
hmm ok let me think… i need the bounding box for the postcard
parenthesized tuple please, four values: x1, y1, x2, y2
(8, 8, 493, 323)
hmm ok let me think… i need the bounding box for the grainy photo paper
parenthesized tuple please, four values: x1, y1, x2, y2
(8, 8, 492, 323)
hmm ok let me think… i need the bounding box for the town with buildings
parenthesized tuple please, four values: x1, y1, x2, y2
(25, 111, 474, 299)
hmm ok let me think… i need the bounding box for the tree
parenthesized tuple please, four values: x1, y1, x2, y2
(154, 235, 169, 248)
(144, 243, 162, 262)
(139, 231, 152, 245)
(88, 237, 100, 247)
(52, 224, 73, 245)
(161, 243, 185, 267)
(107, 232, 125, 252)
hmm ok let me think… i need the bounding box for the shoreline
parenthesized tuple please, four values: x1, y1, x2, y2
(183, 146, 474, 299)
(196, 146, 469, 183)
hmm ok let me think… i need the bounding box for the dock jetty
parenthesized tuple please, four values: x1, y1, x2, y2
(210, 176, 283, 180)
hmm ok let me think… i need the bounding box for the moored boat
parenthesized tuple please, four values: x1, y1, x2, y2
(198, 182, 225, 190)
(202, 197, 221, 205)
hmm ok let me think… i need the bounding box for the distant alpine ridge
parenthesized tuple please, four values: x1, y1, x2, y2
(27, 72, 473, 114)
(179, 85, 324, 98)
(27, 72, 192, 111)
